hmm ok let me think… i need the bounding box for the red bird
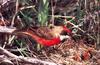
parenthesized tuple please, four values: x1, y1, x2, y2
(14, 26, 71, 46)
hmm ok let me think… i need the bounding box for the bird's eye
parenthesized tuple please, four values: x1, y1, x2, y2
(49, 26, 54, 29)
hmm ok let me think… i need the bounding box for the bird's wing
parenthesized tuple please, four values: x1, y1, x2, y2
(30, 27, 54, 39)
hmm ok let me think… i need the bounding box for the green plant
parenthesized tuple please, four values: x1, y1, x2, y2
(38, 0, 49, 26)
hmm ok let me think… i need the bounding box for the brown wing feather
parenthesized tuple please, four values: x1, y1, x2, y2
(29, 27, 54, 39)
(13, 26, 64, 40)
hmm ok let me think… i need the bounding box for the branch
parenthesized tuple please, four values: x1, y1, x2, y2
(0, 26, 16, 33)
(0, 46, 60, 65)
(64, 17, 95, 40)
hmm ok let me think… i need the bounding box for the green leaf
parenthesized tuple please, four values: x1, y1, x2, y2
(38, 0, 49, 26)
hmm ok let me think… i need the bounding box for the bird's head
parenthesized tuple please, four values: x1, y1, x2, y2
(49, 24, 72, 38)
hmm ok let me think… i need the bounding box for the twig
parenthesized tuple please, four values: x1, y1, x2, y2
(0, 46, 60, 65)
(19, 6, 35, 11)
(0, 13, 6, 26)
(0, 55, 14, 65)
(0, 47, 18, 58)
(64, 17, 95, 40)
(0, 26, 16, 33)
(65, 17, 85, 33)
(49, 15, 73, 18)
(11, 0, 19, 27)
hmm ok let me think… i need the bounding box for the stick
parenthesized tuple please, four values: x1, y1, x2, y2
(0, 46, 60, 65)
(0, 26, 16, 33)
(64, 17, 95, 40)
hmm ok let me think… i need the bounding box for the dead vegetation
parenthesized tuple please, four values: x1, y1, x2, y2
(0, 0, 99, 65)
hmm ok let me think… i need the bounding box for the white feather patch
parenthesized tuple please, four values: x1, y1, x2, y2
(60, 35, 70, 41)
